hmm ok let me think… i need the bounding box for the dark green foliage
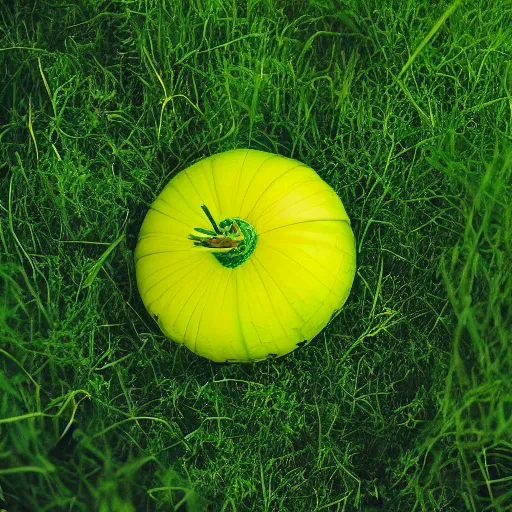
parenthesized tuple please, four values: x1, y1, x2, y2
(1, 0, 511, 510)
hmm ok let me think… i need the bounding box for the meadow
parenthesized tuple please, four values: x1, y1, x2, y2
(0, 0, 511, 510)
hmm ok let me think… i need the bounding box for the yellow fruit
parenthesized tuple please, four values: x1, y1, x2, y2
(135, 149, 356, 362)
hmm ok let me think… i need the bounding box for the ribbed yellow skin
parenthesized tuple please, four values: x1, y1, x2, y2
(135, 149, 356, 362)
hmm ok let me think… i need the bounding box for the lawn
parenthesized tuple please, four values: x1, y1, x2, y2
(1, 0, 511, 510)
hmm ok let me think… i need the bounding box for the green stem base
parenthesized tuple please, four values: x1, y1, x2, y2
(214, 218, 257, 268)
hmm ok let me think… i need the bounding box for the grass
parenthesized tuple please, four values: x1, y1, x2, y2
(0, 0, 511, 510)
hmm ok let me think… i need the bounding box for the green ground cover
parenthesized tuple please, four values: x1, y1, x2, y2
(1, 0, 511, 510)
